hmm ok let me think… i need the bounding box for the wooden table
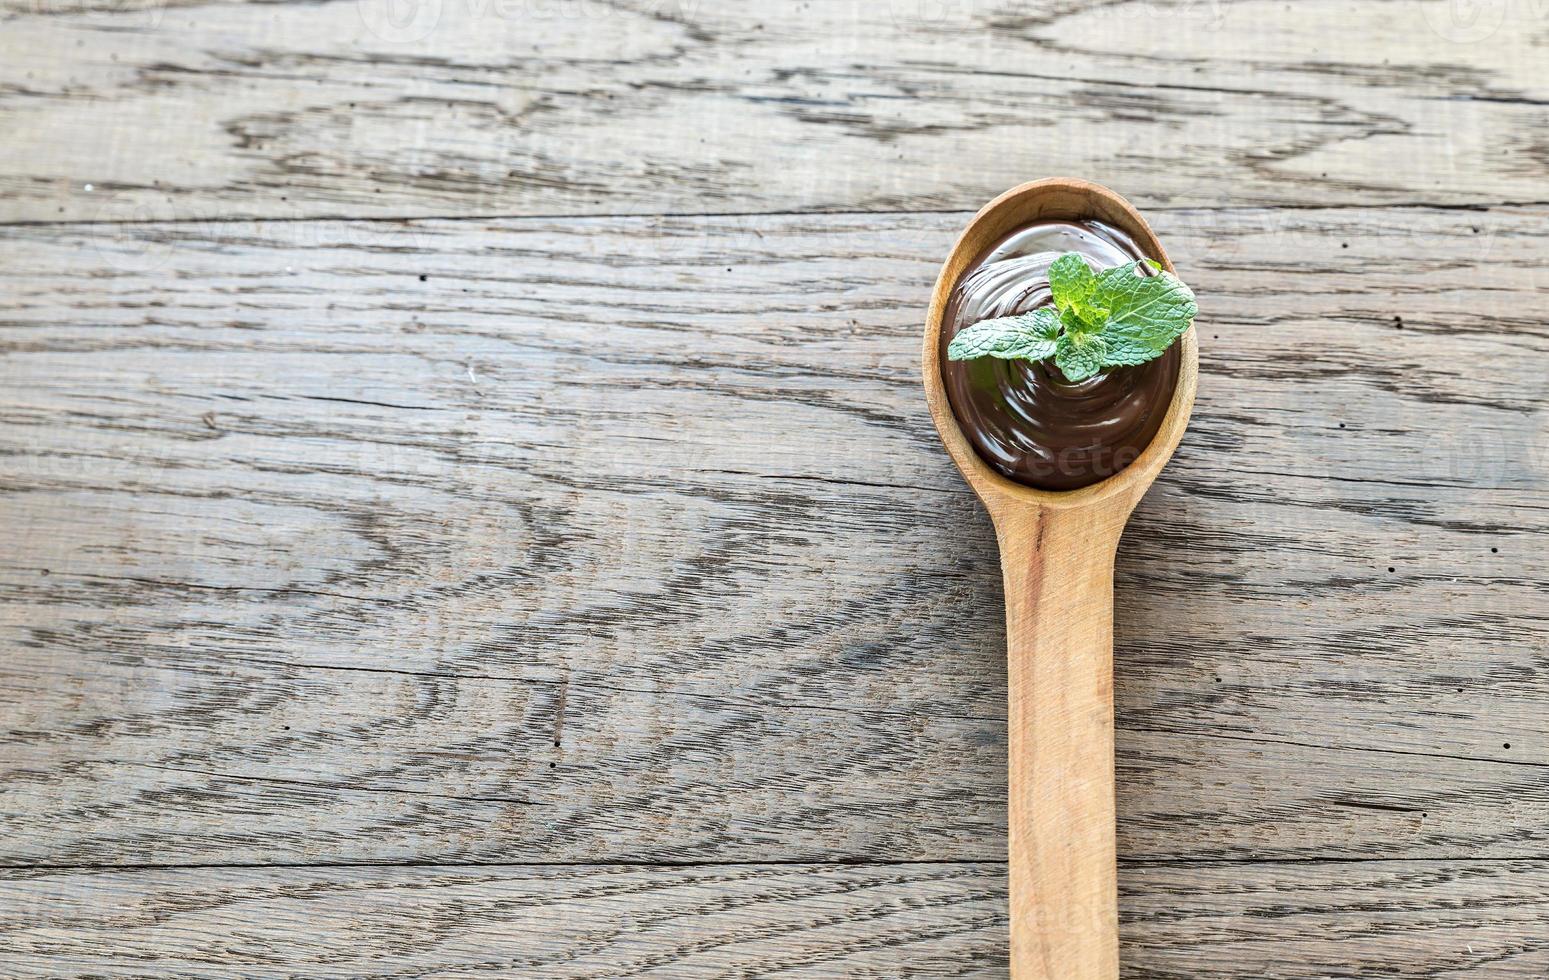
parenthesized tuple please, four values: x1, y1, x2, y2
(2, 1, 1546, 975)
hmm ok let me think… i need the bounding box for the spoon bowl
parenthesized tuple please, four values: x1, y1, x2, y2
(921, 178, 1198, 980)
(924, 178, 1198, 512)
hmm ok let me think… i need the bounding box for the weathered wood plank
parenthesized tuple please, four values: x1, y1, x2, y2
(1127, 860, 1549, 979)
(0, 862, 1009, 978)
(7, 649, 1549, 866)
(1, 206, 1546, 866)
(2, 0, 1547, 222)
(1, 860, 1546, 978)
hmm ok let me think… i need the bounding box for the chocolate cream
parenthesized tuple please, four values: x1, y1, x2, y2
(939, 219, 1181, 492)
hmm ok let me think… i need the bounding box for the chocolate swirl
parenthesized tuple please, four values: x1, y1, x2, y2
(939, 219, 1181, 492)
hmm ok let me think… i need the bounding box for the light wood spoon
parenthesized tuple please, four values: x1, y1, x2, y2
(921, 178, 1198, 979)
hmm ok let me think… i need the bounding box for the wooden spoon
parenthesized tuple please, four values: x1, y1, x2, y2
(921, 178, 1198, 979)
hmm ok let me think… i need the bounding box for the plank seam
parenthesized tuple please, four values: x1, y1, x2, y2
(4, 855, 1548, 875)
(2, 200, 1545, 232)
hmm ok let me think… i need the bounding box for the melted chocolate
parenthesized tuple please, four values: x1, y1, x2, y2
(939, 219, 1181, 492)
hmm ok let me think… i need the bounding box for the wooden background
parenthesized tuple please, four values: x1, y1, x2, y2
(2, 0, 1547, 975)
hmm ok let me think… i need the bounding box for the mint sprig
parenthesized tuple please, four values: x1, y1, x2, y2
(947, 252, 1195, 382)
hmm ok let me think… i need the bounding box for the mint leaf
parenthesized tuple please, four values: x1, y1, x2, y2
(1054, 331, 1107, 382)
(1091, 262, 1197, 366)
(1048, 253, 1097, 312)
(947, 307, 1061, 361)
(948, 250, 1195, 375)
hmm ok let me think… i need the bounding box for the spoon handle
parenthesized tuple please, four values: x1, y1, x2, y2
(997, 505, 1126, 980)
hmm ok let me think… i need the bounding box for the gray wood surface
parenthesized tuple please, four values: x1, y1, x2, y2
(2, 0, 1548, 975)
(3, 862, 1549, 977)
(3, 0, 1549, 222)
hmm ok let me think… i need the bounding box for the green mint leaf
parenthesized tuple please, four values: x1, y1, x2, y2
(946, 307, 1061, 361)
(1091, 262, 1197, 366)
(947, 251, 1196, 374)
(1048, 253, 1097, 312)
(1054, 331, 1108, 382)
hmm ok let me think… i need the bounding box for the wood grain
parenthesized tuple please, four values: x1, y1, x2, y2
(2, 0, 1547, 222)
(1, 205, 1545, 875)
(2, 860, 1548, 977)
(0, 862, 1011, 978)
